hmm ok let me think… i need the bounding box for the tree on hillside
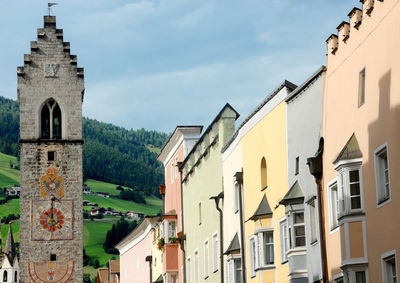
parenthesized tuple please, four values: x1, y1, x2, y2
(103, 217, 139, 254)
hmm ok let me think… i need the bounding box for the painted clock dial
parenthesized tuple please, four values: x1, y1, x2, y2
(32, 200, 73, 241)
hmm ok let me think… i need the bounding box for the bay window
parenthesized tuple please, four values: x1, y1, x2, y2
(336, 163, 364, 217)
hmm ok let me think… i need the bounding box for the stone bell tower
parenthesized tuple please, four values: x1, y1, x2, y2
(17, 15, 84, 283)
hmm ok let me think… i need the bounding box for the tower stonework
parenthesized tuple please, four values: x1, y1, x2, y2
(18, 16, 84, 283)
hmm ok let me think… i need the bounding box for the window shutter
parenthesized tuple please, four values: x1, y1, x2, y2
(256, 233, 262, 268)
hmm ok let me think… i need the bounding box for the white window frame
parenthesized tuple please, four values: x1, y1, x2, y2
(171, 161, 174, 183)
(255, 228, 275, 269)
(204, 239, 209, 279)
(175, 156, 179, 177)
(374, 143, 391, 207)
(194, 250, 199, 283)
(381, 250, 397, 283)
(279, 218, 288, 263)
(309, 199, 318, 244)
(343, 267, 369, 283)
(168, 220, 177, 240)
(328, 178, 340, 231)
(212, 232, 219, 272)
(234, 181, 240, 214)
(187, 256, 192, 283)
(287, 210, 306, 249)
(336, 160, 364, 217)
(226, 256, 242, 283)
(248, 235, 258, 278)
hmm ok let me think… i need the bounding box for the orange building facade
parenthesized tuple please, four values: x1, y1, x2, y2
(323, 1, 400, 282)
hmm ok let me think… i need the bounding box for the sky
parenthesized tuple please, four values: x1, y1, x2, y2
(0, 0, 361, 133)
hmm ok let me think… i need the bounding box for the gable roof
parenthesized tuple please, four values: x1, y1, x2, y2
(222, 80, 297, 153)
(333, 133, 363, 164)
(285, 66, 326, 103)
(181, 103, 239, 169)
(248, 194, 272, 221)
(154, 274, 164, 282)
(224, 233, 240, 254)
(280, 180, 304, 206)
(109, 259, 120, 274)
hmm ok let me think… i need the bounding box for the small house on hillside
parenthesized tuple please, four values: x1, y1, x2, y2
(5, 186, 20, 196)
(95, 192, 110, 198)
(126, 211, 145, 218)
(90, 208, 105, 216)
(82, 186, 91, 194)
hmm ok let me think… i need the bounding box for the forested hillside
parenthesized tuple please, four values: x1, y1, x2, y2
(0, 96, 169, 195)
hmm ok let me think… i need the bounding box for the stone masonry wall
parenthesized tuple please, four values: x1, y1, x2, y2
(18, 16, 84, 283)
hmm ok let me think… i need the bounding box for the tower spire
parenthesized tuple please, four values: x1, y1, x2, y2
(5, 222, 16, 263)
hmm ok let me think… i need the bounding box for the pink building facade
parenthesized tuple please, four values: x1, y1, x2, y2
(157, 126, 202, 283)
(116, 218, 159, 283)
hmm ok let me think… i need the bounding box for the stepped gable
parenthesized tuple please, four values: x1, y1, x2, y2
(326, 1, 386, 56)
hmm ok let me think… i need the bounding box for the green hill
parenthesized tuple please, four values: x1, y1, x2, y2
(0, 95, 169, 196)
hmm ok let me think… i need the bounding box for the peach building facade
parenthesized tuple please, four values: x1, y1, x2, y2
(116, 218, 159, 283)
(157, 126, 202, 283)
(323, 1, 400, 282)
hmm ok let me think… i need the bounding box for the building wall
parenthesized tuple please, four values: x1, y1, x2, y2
(152, 224, 163, 282)
(323, 0, 400, 281)
(119, 227, 152, 283)
(183, 106, 237, 283)
(18, 16, 84, 283)
(286, 70, 324, 282)
(222, 138, 243, 281)
(242, 98, 289, 283)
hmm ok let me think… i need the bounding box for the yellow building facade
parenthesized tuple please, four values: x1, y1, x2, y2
(242, 81, 296, 283)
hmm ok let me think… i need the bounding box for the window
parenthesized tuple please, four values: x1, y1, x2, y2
(329, 181, 339, 229)
(14, 271, 17, 283)
(194, 250, 199, 283)
(355, 271, 366, 283)
(199, 203, 202, 225)
(212, 232, 219, 272)
(290, 212, 305, 248)
(262, 231, 274, 265)
(261, 157, 267, 190)
(171, 274, 177, 283)
(358, 68, 366, 107)
(175, 156, 179, 177)
(375, 144, 391, 205)
(295, 156, 299, 175)
(3, 271, 7, 282)
(50, 254, 57, 261)
(249, 236, 258, 277)
(47, 151, 55, 161)
(309, 200, 318, 243)
(382, 252, 397, 283)
(204, 240, 209, 278)
(171, 162, 174, 183)
(337, 165, 363, 216)
(234, 182, 240, 213)
(227, 258, 242, 283)
(187, 257, 192, 283)
(279, 219, 289, 263)
(40, 99, 62, 139)
(169, 221, 177, 239)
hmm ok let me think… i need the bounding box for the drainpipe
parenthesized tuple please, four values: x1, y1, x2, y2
(307, 137, 328, 283)
(234, 172, 247, 283)
(145, 255, 153, 283)
(177, 161, 186, 283)
(210, 192, 224, 283)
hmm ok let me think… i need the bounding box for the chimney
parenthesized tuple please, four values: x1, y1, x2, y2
(361, 0, 374, 15)
(326, 34, 339, 55)
(349, 7, 363, 29)
(337, 21, 350, 42)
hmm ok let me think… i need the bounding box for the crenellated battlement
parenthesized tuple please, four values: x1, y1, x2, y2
(17, 15, 84, 78)
(326, 0, 385, 56)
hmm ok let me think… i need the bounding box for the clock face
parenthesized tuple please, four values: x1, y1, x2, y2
(32, 200, 73, 241)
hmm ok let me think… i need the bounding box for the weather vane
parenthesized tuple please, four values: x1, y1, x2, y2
(48, 3, 58, 16)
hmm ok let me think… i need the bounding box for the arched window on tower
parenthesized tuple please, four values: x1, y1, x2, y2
(261, 157, 267, 190)
(14, 271, 17, 282)
(40, 99, 62, 139)
(3, 270, 7, 282)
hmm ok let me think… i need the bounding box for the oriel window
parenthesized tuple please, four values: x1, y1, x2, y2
(41, 99, 62, 139)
